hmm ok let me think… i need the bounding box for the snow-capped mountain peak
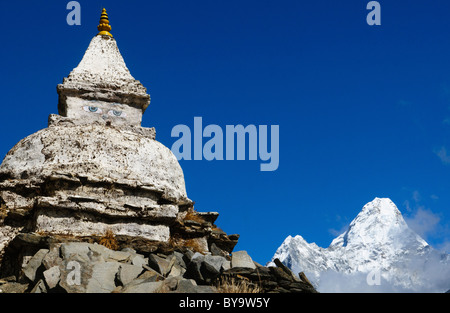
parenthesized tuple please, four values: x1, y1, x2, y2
(269, 197, 449, 292)
(329, 197, 427, 249)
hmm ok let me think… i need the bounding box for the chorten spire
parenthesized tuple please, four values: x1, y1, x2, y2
(57, 7, 151, 126)
(97, 8, 113, 37)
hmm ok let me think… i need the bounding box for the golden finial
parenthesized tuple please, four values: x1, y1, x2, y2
(97, 8, 113, 37)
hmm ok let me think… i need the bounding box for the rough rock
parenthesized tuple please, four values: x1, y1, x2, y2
(121, 280, 164, 293)
(184, 253, 205, 283)
(43, 266, 61, 289)
(86, 262, 121, 293)
(130, 254, 146, 267)
(231, 251, 256, 269)
(0, 282, 29, 293)
(203, 255, 225, 275)
(148, 254, 175, 277)
(30, 279, 47, 293)
(118, 264, 143, 286)
(0, 239, 317, 293)
(273, 258, 301, 282)
(22, 249, 49, 282)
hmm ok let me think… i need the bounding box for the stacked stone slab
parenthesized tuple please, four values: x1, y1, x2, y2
(0, 239, 316, 293)
(0, 118, 189, 242)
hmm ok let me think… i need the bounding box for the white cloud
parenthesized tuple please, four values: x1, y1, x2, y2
(328, 223, 349, 238)
(436, 241, 450, 254)
(412, 190, 421, 202)
(404, 207, 440, 241)
(435, 146, 450, 165)
(318, 270, 403, 293)
(317, 253, 450, 293)
(403, 199, 412, 212)
(403, 190, 449, 250)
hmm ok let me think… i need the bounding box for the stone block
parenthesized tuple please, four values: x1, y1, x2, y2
(148, 254, 175, 276)
(118, 263, 143, 286)
(85, 262, 121, 293)
(43, 266, 61, 289)
(22, 249, 49, 282)
(121, 281, 163, 293)
(30, 279, 47, 293)
(231, 251, 256, 269)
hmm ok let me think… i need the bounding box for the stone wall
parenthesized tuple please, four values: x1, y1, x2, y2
(0, 234, 317, 293)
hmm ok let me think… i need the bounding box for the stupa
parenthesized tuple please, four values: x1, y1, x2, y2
(0, 9, 233, 260)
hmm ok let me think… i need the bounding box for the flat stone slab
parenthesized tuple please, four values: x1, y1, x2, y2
(231, 251, 256, 269)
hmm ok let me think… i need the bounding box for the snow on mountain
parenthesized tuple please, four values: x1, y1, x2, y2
(269, 198, 450, 292)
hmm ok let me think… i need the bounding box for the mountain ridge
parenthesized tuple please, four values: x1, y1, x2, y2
(269, 197, 450, 292)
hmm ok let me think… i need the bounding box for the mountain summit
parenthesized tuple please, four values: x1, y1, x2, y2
(330, 198, 427, 252)
(269, 198, 450, 292)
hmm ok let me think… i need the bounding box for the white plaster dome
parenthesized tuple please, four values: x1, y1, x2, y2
(0, 122, 190, 206)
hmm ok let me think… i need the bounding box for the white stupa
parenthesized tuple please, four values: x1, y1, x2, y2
(0, 9, 192, 252)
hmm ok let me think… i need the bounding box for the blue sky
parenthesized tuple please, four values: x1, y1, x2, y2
(1, 0, 450, 264)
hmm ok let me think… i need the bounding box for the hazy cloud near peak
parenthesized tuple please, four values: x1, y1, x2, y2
(403, 190, 450, 253)
(404, 207, 440, 240)
(435, 146, 450, 165)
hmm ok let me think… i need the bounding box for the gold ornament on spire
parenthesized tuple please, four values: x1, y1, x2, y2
(97, 8, 113, 37)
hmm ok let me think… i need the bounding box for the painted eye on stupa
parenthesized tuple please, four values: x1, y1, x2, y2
(108, 110, 126, 118)
(83, 106, 103, 114)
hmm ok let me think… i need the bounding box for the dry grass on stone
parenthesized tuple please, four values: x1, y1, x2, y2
(98, 229, 119, 250)
(216, 276, 262, 293)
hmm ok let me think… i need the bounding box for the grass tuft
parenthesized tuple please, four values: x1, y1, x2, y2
(216, 276, 262, 293)
(98, 229, 119, 250)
